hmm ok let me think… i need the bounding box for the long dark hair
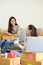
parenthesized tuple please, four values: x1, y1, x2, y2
(28, 24, 38, 36)
(8, 16, 18, 33)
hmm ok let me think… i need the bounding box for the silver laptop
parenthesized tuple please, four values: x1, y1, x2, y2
(25, 36, 43, 52)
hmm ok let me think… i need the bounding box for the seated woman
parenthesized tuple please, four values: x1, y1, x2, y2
(0, 16, 20, 54)
(11, 24, 38, 56)
(6, 16, 20, 36)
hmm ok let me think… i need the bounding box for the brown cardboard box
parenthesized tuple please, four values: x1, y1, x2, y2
(0, 54, 5, 58)
(22, 52, 36, 60)
(0, 58, 14, 65)
(0, 29, 3, 40)
(22, 52, 43, 61)
(0, 29, 3, 34)
(0, 57, 20, 65)
(21, 59, 41, 65)
(39, 31, 43, 36)
(0, 33, 3, 40)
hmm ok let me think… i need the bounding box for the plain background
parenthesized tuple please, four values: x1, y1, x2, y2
(0, 0, 43, 30)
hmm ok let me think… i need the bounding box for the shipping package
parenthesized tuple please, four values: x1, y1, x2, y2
(36, 53, 43, 61)
(0, 57, 20, 65)
(22, 52, 43, 61)
(0, 54, 5, 58)
(22, 52, 36, 60)
(21, 59, 41, 65)
(0, 33, 3, 40)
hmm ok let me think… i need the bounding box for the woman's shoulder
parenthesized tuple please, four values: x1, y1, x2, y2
(16, 24, 20, 28)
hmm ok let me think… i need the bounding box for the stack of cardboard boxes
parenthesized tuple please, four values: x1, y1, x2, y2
(0, 54, 20, 65)
(21, 52, 43, 65)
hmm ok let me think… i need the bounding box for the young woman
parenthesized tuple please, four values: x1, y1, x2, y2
(11, 24, 38, 56)
(0, 16, 20, 54)
(6, 16, 20, 36)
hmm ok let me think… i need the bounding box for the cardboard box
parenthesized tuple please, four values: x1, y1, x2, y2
(21, 52, 36, 60)
(22, 52, 43, 61)
(0, 54, 5, 58)
(21, 59, 41, 65)
(0, 33, 3, 40)
(0, 57, 20, 65)
(0, 58, 14, 65)
(36, 53, 43, 61)
(39, 31, 43, 36)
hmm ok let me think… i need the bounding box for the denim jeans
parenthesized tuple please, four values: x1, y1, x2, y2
(0, 40, 14, 54)
(11, 50, 21, 56)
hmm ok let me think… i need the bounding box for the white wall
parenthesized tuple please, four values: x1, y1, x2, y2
(0, 0, 43, 30)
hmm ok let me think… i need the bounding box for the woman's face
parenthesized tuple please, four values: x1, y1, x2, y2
(26, 27, 32, 36)
(10, 18, 16, 26)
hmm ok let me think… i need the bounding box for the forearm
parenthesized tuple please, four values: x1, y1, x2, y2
(4, 31, 11, 35)
(17, 43, 24, 50)
(14, 34, 18, 37)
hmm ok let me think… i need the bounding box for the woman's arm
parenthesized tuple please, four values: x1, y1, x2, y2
(4, 31, 11, 35)
(17, 41, 26, 50)
(17, 43, 24, 50)
(14, 40, 24, 50)
(14, 40, 26, 50)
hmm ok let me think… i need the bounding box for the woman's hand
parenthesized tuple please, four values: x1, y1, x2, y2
(4, 32, 11, 36)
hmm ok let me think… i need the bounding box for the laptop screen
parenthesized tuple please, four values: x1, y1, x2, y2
(25, 36, 43, 52)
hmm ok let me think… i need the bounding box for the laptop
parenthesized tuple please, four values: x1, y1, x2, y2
(25, 36, 43, 52)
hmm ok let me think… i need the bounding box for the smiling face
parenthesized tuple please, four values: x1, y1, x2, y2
(10, 18, 16, 26)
